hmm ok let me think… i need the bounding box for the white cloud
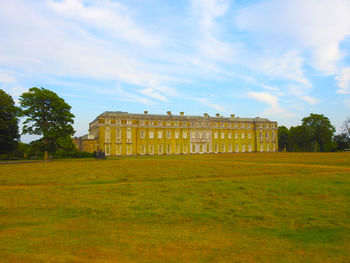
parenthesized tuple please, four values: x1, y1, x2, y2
(194, 97, 227, 112)
(140, 88, 167, 102)
(336, 67, 350, 94)
(236, 0, 350, 74)
(48, 0, 160, 47)
(287, 85, 320, 105)
(248, 91, 294, 117)
(0, 73, 16, 84)
(258, 51, 310, 86)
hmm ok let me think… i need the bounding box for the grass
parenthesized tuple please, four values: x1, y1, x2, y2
(0, 152, 349, 262)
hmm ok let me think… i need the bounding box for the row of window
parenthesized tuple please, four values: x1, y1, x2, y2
(105, 128, 275, 142)
(104, 119, 275, 128)
(105, 143, 276, 155)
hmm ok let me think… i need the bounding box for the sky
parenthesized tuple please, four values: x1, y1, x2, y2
(0, 0, 350, 142)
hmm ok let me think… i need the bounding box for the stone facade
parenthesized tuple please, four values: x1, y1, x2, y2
(74, 111, 278, 155)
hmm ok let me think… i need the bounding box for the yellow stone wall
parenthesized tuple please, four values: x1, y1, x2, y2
(81, 112, 278, 156)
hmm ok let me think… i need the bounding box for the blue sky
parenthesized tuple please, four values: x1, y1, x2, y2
(0, 0, 350, 142)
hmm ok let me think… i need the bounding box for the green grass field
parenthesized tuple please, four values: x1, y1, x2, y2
(0, 153, 349, 262)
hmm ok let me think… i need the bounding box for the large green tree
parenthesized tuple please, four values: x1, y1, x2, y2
(301, 113, 335, 152)
(288, 125, 313, 152)
(19, 87, 75, 160)
(0, 89, 20, 154)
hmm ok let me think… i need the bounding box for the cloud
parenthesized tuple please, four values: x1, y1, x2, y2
(194, 97, 227, 113)
(48, 0, 160, 47)
(336, 67, 350, 94)
(287, 85, 320, 105)
(248, 91, 294, 117)
(236, 0, 350, 74)
(258, 51, 310, 86)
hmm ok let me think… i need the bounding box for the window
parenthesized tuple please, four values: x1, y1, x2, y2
(206, 144, 210, 152)
(242, 145, 246, 152)
(127, 120, 131, 125)
(183, 144, 187, 153)
(150, 121, 153, 126)
(222, 144, 225, 152)
(215, 144, 218, 153)
(272, 131, 275, 141)
(158, 130, 163, 139)
(106, 119, 111, 124)
(183, 130, 187, 139)
(228, 132, 231, 139)
(192, 131, 196, 139)
(241, 133, 245, 139)
(229, 144, 232, 152)
(149, 130, 154, 139)
(273, 144, 276, 151)
(167, 122, 170, 126)
(260, 144, 263, 152)
(127, 128, 131, 138)
(140, 144, 145, 155)
(175, 130, 179, 139)
(105, 128, 110, 143)
(234, 133, 238, 139)
(140, 130, 145, 139)
(214, 132, 218, 139)
(207, 132, 211, 139)
(248, 143, 252, 152)
(248, 133, 251, 139)
(267, 144, 270, 152)
(116, 144, 121, 155)
(149, 145, 154, 154)
(266, 132, 269, 141)
(175, 122, 179, 126)
(158, 144, 163, 154)
(234, 123, 238, 127)
(116, 128, 121, 139)
(127, 145, 132, 155)
(105, 144, 110, 155)
(176, 144, 180, 154)
(140, 121, 144, 125)
(116, 119, 121, 124)
(235, 144, 238, 152)
(167, 144, 171, 154)
(192, 144, 196, 153)
(259, 131, 262, 141)
(167, 130, 171, 139)
(221, 132, 225, 139)
(200, 131, 203, 139)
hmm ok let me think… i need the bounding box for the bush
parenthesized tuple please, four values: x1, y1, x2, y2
(52, 150, 94, 159)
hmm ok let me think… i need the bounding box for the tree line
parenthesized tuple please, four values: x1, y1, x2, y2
(278, 114, 350, 152)
(0, 87, 92, 160)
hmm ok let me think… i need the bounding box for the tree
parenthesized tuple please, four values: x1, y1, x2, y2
(19, 87, 75, 160)
(301, 113, 335, 152)
(0, 89, 20, 154)
(333, 133, 350, 151)
(278, 126, 290, 151)
(288, 125, 313, 152)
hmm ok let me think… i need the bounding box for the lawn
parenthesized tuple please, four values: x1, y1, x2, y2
(0, 153, 349, 262)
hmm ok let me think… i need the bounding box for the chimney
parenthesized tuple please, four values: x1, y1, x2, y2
(231, 114, 235, 118)
(216, 113, 220, 117)
(144, 110, 148, 114)
(180, 112, 184, 116)
(167, 111, 172, 115)
(203, 113, 209, 117)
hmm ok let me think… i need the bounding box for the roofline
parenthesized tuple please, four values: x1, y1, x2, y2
(89, 111, 276, 125)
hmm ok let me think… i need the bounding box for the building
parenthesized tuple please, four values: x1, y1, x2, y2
(74, 111, 278, 155)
